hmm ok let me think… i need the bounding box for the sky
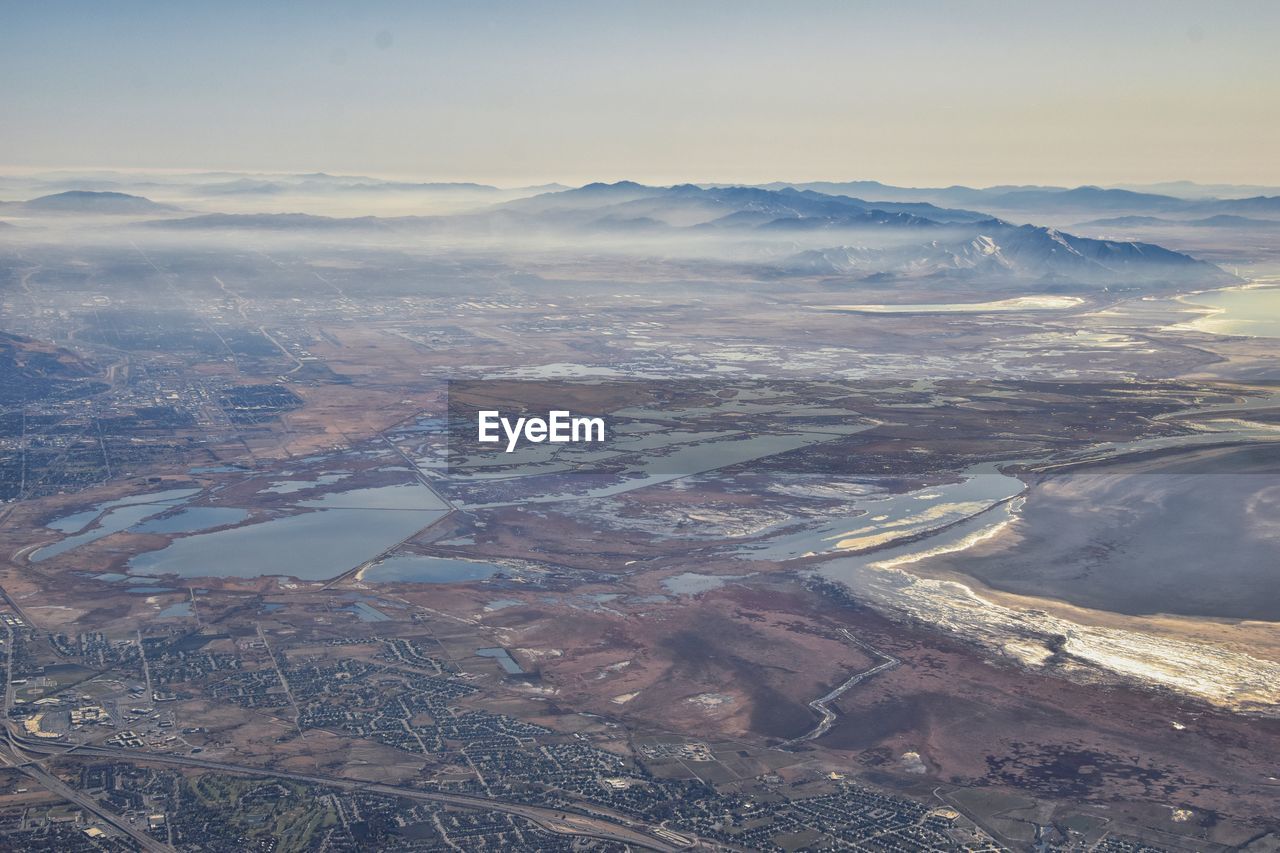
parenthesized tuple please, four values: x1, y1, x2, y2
(2, 0, 1278, 187)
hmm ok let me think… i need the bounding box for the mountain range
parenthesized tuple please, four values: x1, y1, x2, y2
(490, 183, 1236, 286)
(143, 212, 391, 231)
(1076, 214, 1280, 230)
(757, 182, 1280, 221)
(0, 190, 177, 215)
(501, 181, 991, 227)
(779, 224, 1232, 286)
(0, 182, 1239, 289)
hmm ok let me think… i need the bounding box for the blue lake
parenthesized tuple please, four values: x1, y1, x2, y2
(34, 488, 203, 561)
(362, 555, 506, 584)
(34, 503, 175, 561)
(345, 601, 391, 622)
(157, 601, 193, 618)
(44, 487, 200, 533)
(131, 507, 250, 535)
(128, 508, 446, 580)
(263, 472, 350, 494)
(36, 468, 452, 582)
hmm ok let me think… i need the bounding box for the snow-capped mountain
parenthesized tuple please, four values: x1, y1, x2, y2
(779, 223, 1232, 287)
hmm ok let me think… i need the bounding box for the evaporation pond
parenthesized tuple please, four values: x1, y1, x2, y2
(157, 601, 193, 618)
(363, 555, 506, 583)
(34, 503, 175, 561)
(127, 507, 446, 579)
(262, 472, 351, 494)
(34, 488, 202, 561)
(131, 507, 250, 535)
(345, 601, 391, 622)
(43, 487, 200, 533)
(297, 483, 448, 510)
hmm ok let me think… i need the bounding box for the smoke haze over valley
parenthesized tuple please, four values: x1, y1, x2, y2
(3, 3, 1280, 852)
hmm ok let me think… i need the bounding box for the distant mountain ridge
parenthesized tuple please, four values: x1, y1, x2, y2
(195, 177, 568, 197)
(1076, 214, 1280, 230)
(504, 181, 990, 227)
(126, 179, 1234, 289)
(140, 182, 991, 233)
(1, 190, 177, 214)
(779, 221, 1231, 287)
(143, 212, 391, 231)
(752, 181, 1280, 221)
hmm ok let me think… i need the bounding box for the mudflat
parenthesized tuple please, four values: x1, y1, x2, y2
(937, 444, 1280, 620)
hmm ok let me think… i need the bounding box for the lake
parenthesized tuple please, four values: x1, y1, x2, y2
(131, 506, 250, 535)
(925, 444, 1280, 621)
(1178, 284, 1280, 338)
(345, 601, 391, 622)
(362, 555, 507, 584)
(34, 502, 181, 561)
(128, 507, 446, 580)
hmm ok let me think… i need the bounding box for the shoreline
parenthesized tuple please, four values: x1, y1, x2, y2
(1169, 278, 1280, 337)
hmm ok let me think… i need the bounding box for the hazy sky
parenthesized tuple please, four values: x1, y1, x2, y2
(3, 0, 1277, 187)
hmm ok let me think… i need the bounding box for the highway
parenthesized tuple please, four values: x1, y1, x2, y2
(0, 747, 175, 852)
(0, 583, 34, 627)
(1, 627, 174, 851)
(7, 735, 695, 851)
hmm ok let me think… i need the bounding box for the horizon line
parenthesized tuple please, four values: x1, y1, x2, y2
(2, 167, 1279, 194)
